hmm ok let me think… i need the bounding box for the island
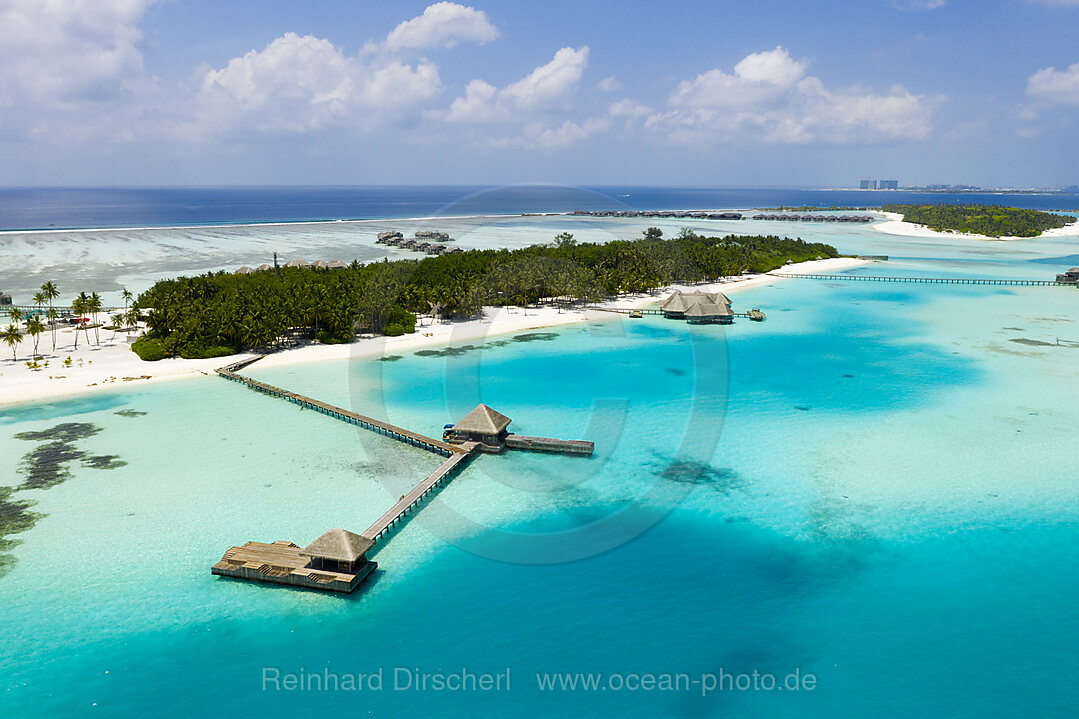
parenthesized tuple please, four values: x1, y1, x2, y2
(881, 203, 1073, 238)
(132, 229, 837, 360)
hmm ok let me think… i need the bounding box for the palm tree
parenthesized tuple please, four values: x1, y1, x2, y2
(88, 292, 103, 345)
(71, 294, 88, 349)
(45, 307, 59, 351)
(9, 307, 24, 325)
(25, 317, 45, 357)
(40, 281, 60, 350)
(2, 323, 23, 360)
(121, 288, 133, 312)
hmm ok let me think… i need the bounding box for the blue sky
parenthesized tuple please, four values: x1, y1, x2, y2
(1, 0, 1077, 187)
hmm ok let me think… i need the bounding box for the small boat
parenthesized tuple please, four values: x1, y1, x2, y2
(748, 309, 766, 322)
(628, 310, 643, 318)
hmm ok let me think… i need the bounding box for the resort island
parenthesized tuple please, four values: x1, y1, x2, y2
(880, 203, 1074, 238)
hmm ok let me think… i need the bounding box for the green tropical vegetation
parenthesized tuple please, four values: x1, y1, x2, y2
(882, 203, 1072, 238)
(132, 229, 836, 360)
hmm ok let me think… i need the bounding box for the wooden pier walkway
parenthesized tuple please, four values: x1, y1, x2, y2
(771, 273, 1069, 286)
(590, 307, 762, 319)
(505, 435, 594, 455)
(216, 356, 465, 457)
(361, 446, 476, 542)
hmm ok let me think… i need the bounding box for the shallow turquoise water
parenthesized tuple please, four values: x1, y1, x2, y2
(4, 225, 1079, 716)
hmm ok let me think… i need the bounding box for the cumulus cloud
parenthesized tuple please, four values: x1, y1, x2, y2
(383, 2, 498, 51)
(597, 75, 621, 92)
(196, 33, 441, 134)
(444, 46, 590, 122)
(608, 99, 652, 118)
(0, 0, 155, 107)
(1026, 61, 1079, 104)
(649, 46, 936, 145)
(892, 0, 946, 10)
(524, 117, 610, 149)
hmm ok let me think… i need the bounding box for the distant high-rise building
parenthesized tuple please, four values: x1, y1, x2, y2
(860, 179, 877, 190)
(879, 179, 899, 190)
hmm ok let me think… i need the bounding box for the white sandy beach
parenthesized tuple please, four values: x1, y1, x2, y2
(872, 211, 1079, 241)
(0, 257, 865, 408)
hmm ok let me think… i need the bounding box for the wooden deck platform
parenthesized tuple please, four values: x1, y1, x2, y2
(505, 434, 594, 455)
(211, 540, 376, 593)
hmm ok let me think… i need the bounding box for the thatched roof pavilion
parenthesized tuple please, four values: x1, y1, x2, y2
(311, 260, 329, 269)
(446, 404, 512, 453)
(326, 259, 347, 269)
(685, 301, 734, 324)
(235, 266, 255, 274)
(256, 264, 272, 272)
(300, 528, 374, 573)
(284, 259, 310, 268)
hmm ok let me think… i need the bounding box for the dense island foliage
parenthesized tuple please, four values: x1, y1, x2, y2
(882, 203, 1072, 238)
(132, 229, 837, 360)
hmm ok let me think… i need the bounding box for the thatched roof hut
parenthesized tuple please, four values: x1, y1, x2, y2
(235, 266, 255, 274)
(256, 264, 272, 272)
(453, 404, 511, 435)
(326, 260, 347, 269)
(300, 528, 374, 573)
(685, 301, 734, 324)
(311, 260, 329, 269)
(284, 259, 310, 268)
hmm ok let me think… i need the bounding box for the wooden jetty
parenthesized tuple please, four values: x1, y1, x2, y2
(772, 273, 1069, 286)
(212, 364, 591, 594)
(505, 435, 594, 455)
(591, 307, 765, 320)
(361, 446, 476, 541)
(216, 357, 465, 457)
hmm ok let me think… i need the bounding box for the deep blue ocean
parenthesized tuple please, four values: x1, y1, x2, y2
(1, 186, 1077, 231)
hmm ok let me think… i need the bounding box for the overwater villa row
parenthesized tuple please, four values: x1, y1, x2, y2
(571, 209, 744, 220)
(375, 230, 463, 255)
(234, 259, 349, 274)
(751, 213, 875, 222)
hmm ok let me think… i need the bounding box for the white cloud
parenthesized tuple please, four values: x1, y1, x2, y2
(197, 33, 441, 134)
(444, 46, 590, 122)
(383, 2, 498, 51)
(670, 46, 807, 110)
(650, 47, 937, 145)
(1026, 0, 1079, 5)
(501, 46, 590, 109)
(1026, 61, 1079, 104)
(609, 99, 652, 118)
(0, 0, 155, 107)
(524, 117, 610, 149)
(597, 75, 621, 92)
(892, 0, 946, 10)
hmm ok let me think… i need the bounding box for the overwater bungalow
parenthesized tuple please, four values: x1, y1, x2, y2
(414, 241, 432, 252)
(1056, 267, 1079, 284)
(685, 301, 734, 324)
(444, 404, 512, 453)
(400, 239, 417, 249)
(427, 244, 446, 254)
(0, 291, 11, 305)
(377, 231, 403, 243)
(212, 528, 377, 594)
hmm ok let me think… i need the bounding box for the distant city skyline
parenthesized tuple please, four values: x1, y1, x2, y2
(1, 1, 1078, 187)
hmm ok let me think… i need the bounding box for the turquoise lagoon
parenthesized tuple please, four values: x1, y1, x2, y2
(3, 224, 1079, 716)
